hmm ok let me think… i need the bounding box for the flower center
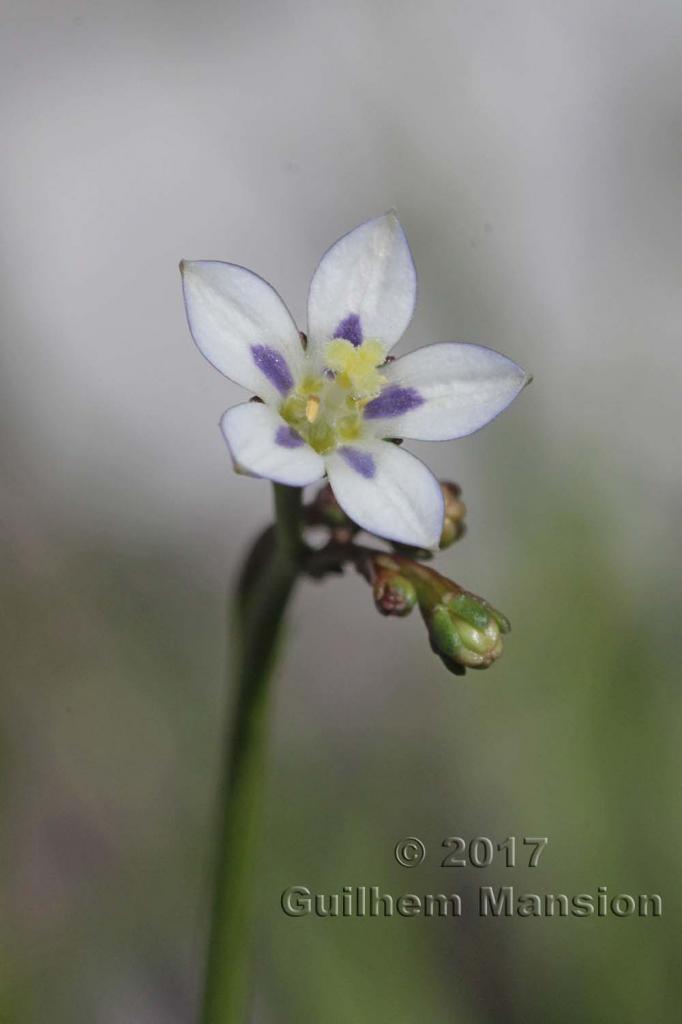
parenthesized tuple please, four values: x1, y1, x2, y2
(280, 338, 387, 454)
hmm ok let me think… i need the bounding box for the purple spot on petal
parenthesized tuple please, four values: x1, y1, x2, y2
(339, 446, 376, 479)
(275, 425, 305, 449)
(251, 344, 294, 395)
(364, 385, 424, 419)
(334, 313, 363, 347)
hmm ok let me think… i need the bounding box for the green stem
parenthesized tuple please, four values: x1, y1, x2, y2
(200, 484, 303, 1024)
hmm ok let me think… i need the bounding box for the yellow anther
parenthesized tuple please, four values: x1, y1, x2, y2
(360, 339, 385, 365)
(324, 338, 387, 400)
(305, 395, 321, 423)
(325, 339, 354, 373)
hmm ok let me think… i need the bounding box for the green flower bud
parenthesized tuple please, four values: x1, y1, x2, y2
(425, 590, 509, 673)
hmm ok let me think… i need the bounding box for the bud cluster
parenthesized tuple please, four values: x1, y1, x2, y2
(364, 553, 510, 676)
(304, 478, 511, 677)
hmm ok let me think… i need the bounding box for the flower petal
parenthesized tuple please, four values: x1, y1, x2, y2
(220, 402, 325, 486)
(325, 439, 444, 549)
(307, 212, 417, 362)
(181, 260, 305, 401)
(365, 343, 529, 440)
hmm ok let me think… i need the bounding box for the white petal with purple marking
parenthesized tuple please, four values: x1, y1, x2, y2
(325, 439, 444, 549)
(366, 343, 529, 441)
(220, 402, 325, 486)
(306, 213, 417, 362)
(181, 261, 305, 402)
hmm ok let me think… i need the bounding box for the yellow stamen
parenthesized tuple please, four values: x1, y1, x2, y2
(305, 395, 321, 423)
(324, 338, 387, 401)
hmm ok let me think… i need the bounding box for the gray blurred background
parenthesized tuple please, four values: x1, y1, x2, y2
(2, 1, 681, 1021)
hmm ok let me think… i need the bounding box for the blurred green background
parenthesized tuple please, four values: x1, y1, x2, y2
(2, 1, 680, 1021)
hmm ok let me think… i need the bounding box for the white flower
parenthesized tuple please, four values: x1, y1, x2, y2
(181, 213, 529, 549)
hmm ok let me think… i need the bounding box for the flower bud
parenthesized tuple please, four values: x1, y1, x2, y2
(374, 574, 417, 617)
(425, 590, 509, 673)
(371, 556, 417, 617)
(439, 482, 467, 549)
